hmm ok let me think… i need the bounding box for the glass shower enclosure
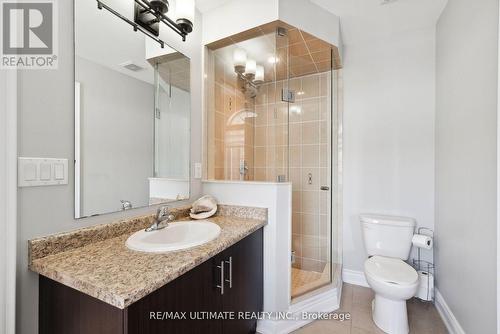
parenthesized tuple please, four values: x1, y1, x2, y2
(205, 22, 342, 301)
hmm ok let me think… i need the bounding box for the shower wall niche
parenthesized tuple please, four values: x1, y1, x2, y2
(204, 21, 343, 300)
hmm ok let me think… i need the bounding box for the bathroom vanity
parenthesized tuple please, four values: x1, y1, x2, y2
(30, 206, 266, 334)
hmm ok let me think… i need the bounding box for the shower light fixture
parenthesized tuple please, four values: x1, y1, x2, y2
(233, 49, 247, 73)
(96, 0, 195, 47)
(245, 59, 257, 79)
(233, 51, 265, 89)
(254, 65, 265, 84)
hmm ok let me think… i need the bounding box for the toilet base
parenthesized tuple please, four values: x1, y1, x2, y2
(372, 295, 409, 334)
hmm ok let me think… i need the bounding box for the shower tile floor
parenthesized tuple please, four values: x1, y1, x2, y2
(291, 268, 323, 295)
(291, 266, 330, 298)
(292, 283, 447, 334)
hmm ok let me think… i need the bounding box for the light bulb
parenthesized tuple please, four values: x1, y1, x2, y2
(233, 49, 247, 73)
(176, 0, 194, 33)
(254, 65, 264, 83)
(245, 59, 257, 76)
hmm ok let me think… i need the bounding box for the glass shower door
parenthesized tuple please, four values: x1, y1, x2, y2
(289, 38, 334, 300)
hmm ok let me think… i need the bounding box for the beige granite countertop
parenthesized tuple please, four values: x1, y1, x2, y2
(29, 205, 267, 309)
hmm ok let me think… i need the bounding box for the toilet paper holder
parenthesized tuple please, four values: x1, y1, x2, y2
(411, 227, 435, 303)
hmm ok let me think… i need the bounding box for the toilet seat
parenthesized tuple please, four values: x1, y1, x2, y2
(365, 255, 418, 286)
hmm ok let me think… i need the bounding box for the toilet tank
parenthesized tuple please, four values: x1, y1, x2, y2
(360, 214, 416, 260)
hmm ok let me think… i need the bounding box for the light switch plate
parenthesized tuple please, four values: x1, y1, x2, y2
(23, 163, 37, 181)
(39, 163, 51, 181)
(18, 158, 68, 187)
(54, 163, 65, 180)
(194, 162, 202, 179)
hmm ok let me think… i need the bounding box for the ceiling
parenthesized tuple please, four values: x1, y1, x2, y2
(195, 0, 233, 13)
(195, 0, 448, 45)
(76, 0, 177, 85)
(310, 0, 448, 45)
(76, 0, 153, 83)
(155, 54, 191, 92)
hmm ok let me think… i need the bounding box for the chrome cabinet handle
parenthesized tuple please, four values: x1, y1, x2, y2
(320, 186, 330, 191)
(225, 257, 233, 288)
(216, 261, 224, 295)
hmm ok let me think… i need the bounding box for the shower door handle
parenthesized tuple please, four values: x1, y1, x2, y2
(320, 186, 330, 191)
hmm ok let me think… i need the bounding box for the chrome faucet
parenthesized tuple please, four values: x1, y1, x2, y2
(145, 206, 175, 232)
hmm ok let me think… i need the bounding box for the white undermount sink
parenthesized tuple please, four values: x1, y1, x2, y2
(125, 220, 221, 253)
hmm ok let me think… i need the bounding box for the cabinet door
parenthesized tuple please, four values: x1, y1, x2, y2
(222, 228, 264, 334)
(126, 259, 223, 334)
(39, 276, 124, 334)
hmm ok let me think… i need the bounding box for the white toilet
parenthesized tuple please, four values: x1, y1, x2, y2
(360, 214, 419, 334)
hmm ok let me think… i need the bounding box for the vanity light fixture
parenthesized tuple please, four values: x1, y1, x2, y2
(96, 0, 194, 48)
(175, 0, 195, 33)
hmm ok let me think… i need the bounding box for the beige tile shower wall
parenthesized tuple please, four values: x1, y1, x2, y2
(253, 81, 289, 182)
(208, 52, 256, 181)
(288, 71, 331, 273)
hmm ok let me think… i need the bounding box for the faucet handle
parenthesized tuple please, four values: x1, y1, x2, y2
(121, 200, 132, 210)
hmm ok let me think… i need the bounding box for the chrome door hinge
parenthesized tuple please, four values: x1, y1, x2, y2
(282, 89, 295, 103)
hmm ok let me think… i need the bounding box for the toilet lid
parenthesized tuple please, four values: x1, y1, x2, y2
(365, 256, 418, 286)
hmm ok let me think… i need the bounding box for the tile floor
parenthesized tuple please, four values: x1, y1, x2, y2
(292, 283, 448, 334)
(291, 267, 323, 296)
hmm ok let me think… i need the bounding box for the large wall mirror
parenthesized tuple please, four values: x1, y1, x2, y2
(74, 0, 191, 218)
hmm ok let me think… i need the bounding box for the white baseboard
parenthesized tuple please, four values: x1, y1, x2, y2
(435, 289, 466, 334)
(257, 284, 341, 334)
(342, 269, 369, 287)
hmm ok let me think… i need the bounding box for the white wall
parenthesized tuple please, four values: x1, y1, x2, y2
(435, 0, 498, 332)
(202, 181, 292, 315)
(76, 56, 154, 216)
(16, 1, 204, 333)
(342, 27, 437, 272)
(0, 71, 17, 334)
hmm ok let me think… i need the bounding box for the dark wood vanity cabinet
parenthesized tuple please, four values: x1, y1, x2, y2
(39, 228, 263, 334)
